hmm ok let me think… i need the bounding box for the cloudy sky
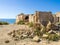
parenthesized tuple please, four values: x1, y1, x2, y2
(0, 0, 60, 19)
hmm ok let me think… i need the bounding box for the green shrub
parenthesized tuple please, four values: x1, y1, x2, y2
(0, 22, 9, 25)
(17, 20, 25, 25)
(0, 22, 2, 25)
(34, 27, 43, 37)
(2, 22, 9, 25)
(41, 27, 46, 34)
(29, 22, 34, 27)
(47, 34, 60, 41)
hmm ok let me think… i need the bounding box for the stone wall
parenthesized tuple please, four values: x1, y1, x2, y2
(56, 12, 60, 22)
(16, 11, 55, 25)
(33, 11, 54, 26)
(16, 13, 25, 23)
(53, 14, 58, 24)
(29, 14, 34, 23)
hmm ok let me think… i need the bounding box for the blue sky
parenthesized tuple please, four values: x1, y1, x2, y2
(0, 0, 60, 19)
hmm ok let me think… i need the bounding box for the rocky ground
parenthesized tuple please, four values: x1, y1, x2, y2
(0, 24, 60, 45)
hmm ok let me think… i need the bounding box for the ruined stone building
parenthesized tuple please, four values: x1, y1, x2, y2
(16, 13, 29, 23)
(29, 11, 54, 26)
(55, 12, 60, 23)
(16, 11, 60, 25)
(53, 12, 60, 24)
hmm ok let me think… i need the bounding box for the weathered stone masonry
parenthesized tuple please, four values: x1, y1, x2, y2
(16, 11, 60, 24)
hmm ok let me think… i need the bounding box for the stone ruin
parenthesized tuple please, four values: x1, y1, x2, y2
(16, 11, 54, 25)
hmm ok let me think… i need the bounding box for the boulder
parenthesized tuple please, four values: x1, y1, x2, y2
(22, 34, 27, 38)
(5, 40, 10, 43)
(42, 34, 48, 38)
(32, 35, 40, 42)
(48, 30, 56, 34)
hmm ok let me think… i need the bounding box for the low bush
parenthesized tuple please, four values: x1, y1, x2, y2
(34, 27, 43, 37)
(17, 20, 25, 25)
(47, 34, 60, 41)
(28, 22, 34, 27)
(0, 21, 9, 25)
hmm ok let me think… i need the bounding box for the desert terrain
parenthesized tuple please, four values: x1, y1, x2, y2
(0, 24, 60, 45)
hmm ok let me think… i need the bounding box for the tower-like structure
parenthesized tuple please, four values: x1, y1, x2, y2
(56, 12, 60, 22)
(33, 11, 54, 26)
(16, 13, 25, 23)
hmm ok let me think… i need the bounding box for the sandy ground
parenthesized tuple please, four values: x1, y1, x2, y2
(0, 24, 60, 45)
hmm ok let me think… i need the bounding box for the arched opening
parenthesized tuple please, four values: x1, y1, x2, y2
(25, 16, 29, 22)
(25, 16, 29, 19)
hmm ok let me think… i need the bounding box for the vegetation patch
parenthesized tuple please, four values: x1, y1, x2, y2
(0, 21, 9, 25)
(47, 33, 60, 41)
(8, 21, 60, 42)
(28, 22, 34, 27)
(17, 20, 25, 25)
(34, 27, 43, 36)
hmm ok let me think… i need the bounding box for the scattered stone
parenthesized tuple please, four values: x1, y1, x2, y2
(14, 38, 19, 41)
(22, 34, 27, 38)
(42, 34, 48, 38)
(48, 30, 53, 33)
(32, 35, 40, 42)
(56, 33, 60, 35)
(12, 34, 16, 37)
(28, 33, 34, 38)
(5, 40, 10, 43)
(8, 32, 12, 35)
